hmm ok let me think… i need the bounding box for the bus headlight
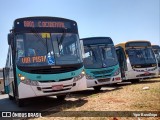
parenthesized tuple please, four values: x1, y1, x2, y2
(18, 74, 25, 81)
(73, 71, 85, 82)
(81, 71, 85, 75)
(18, 74, 39, 86)
(20, 76, 25, 81)
(114, 68, 120, 76)
(22, 79, 39, 86)
(85, 74, 94, 80)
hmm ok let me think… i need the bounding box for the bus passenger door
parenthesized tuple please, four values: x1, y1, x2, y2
(3, 68, 9, 94)
(116, 46, 127, 80)
(3, 46, 15, 96)
(80, 40, 85, 59)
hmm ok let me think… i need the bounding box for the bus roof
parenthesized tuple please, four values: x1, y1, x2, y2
(116, 40, 151, 49)
(126, 40, 151, 47)
(152, 45, 160, 50)
(80, 37, 114, 45)
(116, 43, 126, 49)
(127, 40, 150, 43)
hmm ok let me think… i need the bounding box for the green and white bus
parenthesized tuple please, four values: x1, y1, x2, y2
(3, 17, 87, 106)
(80, 37, 121, 91)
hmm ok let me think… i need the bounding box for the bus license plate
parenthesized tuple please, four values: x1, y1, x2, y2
(144, 72, 150, 75)
(52, 85, 63, 90)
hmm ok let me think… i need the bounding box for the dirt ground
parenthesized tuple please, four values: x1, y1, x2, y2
(31, 77, 160, 120)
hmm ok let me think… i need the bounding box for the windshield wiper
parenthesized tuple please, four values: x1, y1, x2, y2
(88, 45, 97, 62)
(49, 33, 57, 64)
(30, 28, 48, 54)
(56, 30, 66, 55)
(57, 30, 66, 47)
(44, 34, 49, 54)
(99, 45, 107, 60)
(136, 49, 148, 64)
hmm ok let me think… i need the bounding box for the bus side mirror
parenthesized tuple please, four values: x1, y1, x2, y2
(126, 50, 128, 54)
(8, 34, 13, 45)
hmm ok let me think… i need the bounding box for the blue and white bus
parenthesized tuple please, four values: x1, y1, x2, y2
(80, 37, 121, 91)
(152, 45, 160, 75)
(3, 17, 87, 106)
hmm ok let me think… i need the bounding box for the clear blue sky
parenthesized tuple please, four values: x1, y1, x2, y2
(0, 0, 159, 68)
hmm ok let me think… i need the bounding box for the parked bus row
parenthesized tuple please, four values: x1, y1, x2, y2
(2, 16, 159, 107)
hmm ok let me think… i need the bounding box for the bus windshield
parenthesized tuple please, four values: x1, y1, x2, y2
(127, 48, 156, 65)
(16, 33, 82, 67)
(83, 44, 118, 68)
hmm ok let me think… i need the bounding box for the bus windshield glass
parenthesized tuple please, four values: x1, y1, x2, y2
(16, 33, 82, 66)
(127, 48, 156, 65)
(83, 44, 118, 68)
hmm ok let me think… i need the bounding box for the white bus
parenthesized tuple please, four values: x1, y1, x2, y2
(116, 40, 159, 83)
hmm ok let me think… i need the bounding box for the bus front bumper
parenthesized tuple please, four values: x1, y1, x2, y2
(18, 76, 87, 99)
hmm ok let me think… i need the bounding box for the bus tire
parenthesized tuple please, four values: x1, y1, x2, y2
(130, 79, 140, 83)
(57, 95, 66, 101)
(8, 95, 14, 100)
(111, 83, 118, 86)
(93, 86, 101, 92)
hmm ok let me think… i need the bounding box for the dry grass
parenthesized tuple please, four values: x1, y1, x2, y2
(30, 77, 160, 120)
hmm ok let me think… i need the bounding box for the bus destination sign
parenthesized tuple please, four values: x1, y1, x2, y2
(24, 21, 65, 28)
(15, 20, 72, 29)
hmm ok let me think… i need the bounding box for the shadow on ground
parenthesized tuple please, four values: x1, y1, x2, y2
(0, 95, 88, 113)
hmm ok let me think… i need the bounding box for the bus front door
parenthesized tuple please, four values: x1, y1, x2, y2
(116, 46, 127, 80)
(3, 68, 9, 94)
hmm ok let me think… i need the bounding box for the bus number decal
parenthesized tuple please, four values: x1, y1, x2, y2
(24, 21, 34, 27)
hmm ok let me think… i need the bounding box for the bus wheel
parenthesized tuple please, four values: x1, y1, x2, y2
(16, 98, 24, 107)
(130, 79, 140, 83)
(111, 83, 118, 86)
(57, 95, 66, 101)
(93, 86, 101, 92)
(8, 95, 14, 100)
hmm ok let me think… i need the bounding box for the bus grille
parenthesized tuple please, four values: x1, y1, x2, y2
(91, 69, 114, 75)
(30, 68, 76, 74)
(136, 73, 156, 77)
(38, 84, 73, 93)
(94, 74, 112, 78)
(98, 78, 110, 83)
(38, 77, 73, 83)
